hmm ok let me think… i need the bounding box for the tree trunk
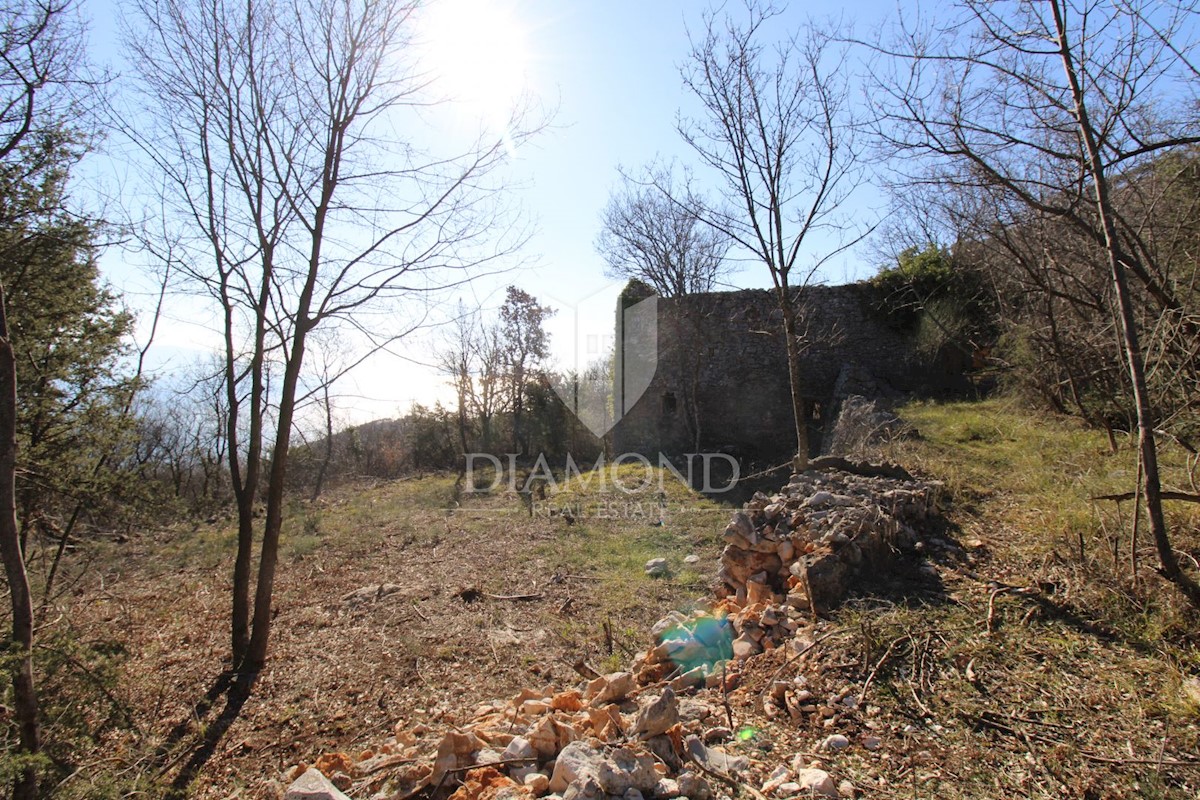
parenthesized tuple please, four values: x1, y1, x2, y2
(311, 384, 334, 502)
(0, 284, 40, 800)
(1051, 0, 1200, 606)
(776, 283, 810, 471)
(243, 344, 303, 671)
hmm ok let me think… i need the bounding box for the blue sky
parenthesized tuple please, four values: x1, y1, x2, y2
(83, 0, 906, 423)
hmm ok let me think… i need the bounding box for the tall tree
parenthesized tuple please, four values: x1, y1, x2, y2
(498, 286, 553, 457)
(870, 0, 1200, 603)
(124, 0, 537, 670)
(678, 1, 866, 469)
(596, 164, 731, 297)
(0, 1, 88, 795)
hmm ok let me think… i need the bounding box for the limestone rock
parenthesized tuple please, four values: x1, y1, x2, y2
(284, 768, 352, 800)
(633, 688, 679, 739)
(683, 735, 749, 775)
(820, 734, 850, 751)
(585, 672, 636, 706)
(526, 716, 576, 760)
(761, 764, 791, 794)
(433, 731, 483, 784)
(676, 770, 713, 800)
(524, 772, 550, 795)
(503, 737, 536, 762)
(645, 558, 669, 577)
(593, 746, 659, 794)
(548, 741, 603, 794)
(794, 768, 839, 798)
(655, 778, 681, 798)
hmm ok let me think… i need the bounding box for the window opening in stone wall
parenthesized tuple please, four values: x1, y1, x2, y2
(662, 392, 678, 415)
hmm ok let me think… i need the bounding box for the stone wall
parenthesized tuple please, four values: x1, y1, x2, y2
(611, 283, 963, 460)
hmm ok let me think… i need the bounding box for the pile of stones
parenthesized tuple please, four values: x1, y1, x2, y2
(631, 470, 940, 678)
(277, 467, 942, 800)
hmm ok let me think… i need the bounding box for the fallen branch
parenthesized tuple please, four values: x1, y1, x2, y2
(1091, 490, 1200, 504)
(807, 455, 915, 482)
(572, 659, 602, 680)
(684, 748, 768, 800)
(860, 635, 905, 704)
(1079, 752, 1200, 767)
(485, 592, 544, 601)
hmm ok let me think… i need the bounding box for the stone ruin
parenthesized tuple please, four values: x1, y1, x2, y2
(277, 465, 943, 800)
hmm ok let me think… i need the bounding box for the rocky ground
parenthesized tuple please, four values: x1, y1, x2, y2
(46, 401, 1200, 799)
(270, 464, 949, 800)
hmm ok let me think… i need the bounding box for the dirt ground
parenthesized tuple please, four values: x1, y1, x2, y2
(44, 446, 1200, 799)
(52, 475, 729, 797)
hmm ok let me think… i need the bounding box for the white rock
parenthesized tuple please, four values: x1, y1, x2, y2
(634, 687, 679, 739)
(525, 772, 551, 795)
(623, 789, 645, 800)
(820, 734, 851, 751)
(677, 770, 713, 800)
(794, 768, 839, 798)
(655, 778, 681, 798)
(594, 746, 659, 794)
(761, 764, 791, 794)
(651, 612, 687, 639)
(684, 735, 750, 774)
(549, 741, 603, 793)
(284, 768, 352, 800)
(861, 735, 882, 751)
(512, 765, 538, 783)
(562, 776, 605, 800)
(504, 736, 537, 762)
(477, 748, 504, 765)
(684, 554, 702, 564)
(645, 558, 669, 577)
(838, 779, 857, 798)
(776, 783, 801, 796)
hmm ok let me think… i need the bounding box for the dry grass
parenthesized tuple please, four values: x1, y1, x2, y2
(24, 399, 1200, 798)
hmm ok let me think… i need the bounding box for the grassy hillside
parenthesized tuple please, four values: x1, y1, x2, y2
(30, 399, 1200, 798)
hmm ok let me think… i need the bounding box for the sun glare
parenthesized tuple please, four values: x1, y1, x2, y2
(420, 0, 532, 131)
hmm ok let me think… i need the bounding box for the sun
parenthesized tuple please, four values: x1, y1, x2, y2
(419, 0, 532, 128)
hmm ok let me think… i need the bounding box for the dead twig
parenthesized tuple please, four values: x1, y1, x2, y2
(485, 592, 543, 601)
(684, 749, 768, 800)
(1079, 752, 1200, 767)
(572, 659, 602, 680)
(861, 635, 905, 704)
(759, 629, 845, 708)
(1092, 490, 1200, 504)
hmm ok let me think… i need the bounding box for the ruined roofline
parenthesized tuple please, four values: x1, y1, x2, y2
(641, 280, 873, 303)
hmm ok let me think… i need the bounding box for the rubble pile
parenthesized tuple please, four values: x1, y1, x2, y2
(720, 471, 939, 613)
(277, 467, 942, 800)
(633, 470, 940, 675)
(277, 677, 778, 800)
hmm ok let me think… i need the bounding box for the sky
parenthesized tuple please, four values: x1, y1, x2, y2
(82, 0, 906, 426)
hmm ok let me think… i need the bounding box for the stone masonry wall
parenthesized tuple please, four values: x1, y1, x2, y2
(611, 283, 961, 460)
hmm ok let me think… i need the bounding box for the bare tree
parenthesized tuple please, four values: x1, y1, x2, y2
(122, 0, 538, 670)
(596, 163, 731, 297)
(679, 1, 867, 469)
(870, 0, 1200, 603)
